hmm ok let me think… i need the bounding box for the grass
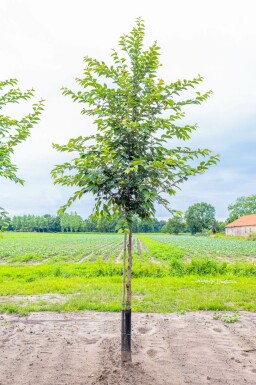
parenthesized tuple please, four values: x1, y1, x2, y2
(0, 258, 256, 298)
(0, 232, 256, 315)
(0, 276, 255, 315)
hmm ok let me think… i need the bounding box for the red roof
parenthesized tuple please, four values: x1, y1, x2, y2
(226, 214, 256, 228)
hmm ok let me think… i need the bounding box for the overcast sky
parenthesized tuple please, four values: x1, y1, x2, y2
(1, 0, 256, 220)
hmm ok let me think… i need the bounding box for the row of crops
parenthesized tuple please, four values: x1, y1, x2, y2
(0, 233, 124, 263)
(0, 232, 256, 265)
(149, 235, 256, 260)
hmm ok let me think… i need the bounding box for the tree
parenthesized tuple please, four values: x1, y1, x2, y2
(212, 220, 226, 234)
(96, 216, 118, 232)
(43, 214, 61, 232)
(185, 202, 216, 234)
(69, 212, 83, 232)
(0, 79, 44, 228)
(52, 18, 218, 361)
(227, 194, 256, 223)
(59, 212, 83, 232)
(165, 215, 185, 234)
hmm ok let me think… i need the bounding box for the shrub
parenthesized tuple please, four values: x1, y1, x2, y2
(247, 233, 256, 241)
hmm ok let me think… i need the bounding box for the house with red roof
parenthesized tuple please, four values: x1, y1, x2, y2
(225, 214, 256, 237)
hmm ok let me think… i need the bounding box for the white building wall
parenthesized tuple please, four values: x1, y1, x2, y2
(225, 225, 256, 237)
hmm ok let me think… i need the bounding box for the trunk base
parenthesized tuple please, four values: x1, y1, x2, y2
(121, 309, 132, 362)
(121, 350, 132, 362)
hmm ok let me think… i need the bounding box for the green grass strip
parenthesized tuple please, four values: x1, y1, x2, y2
(0, 276, 255, 314)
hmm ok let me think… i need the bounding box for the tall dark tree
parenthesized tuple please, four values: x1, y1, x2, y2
(52, 19, 219, 361)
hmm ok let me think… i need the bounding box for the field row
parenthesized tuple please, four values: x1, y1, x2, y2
(150, 235, 256, 259)
(0, 233, 151, 264)
(1, 233, 256, 314)
(0, 233, 124, 263)
(0, 233, 256, 265)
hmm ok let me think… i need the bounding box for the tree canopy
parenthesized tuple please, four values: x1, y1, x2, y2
(52, 18, 219, 226)
(185, 202, 216, 234)
(164, 215, 186, 234)
(227, 194, 256, 223)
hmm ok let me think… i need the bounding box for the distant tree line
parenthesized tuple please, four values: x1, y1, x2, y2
(162, 203, 226, 235)
(6, 213, 167, 233)
(4, 194, 256, 235)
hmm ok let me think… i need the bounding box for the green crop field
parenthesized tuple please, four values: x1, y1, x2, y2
(0, 232, 124, 263)
(0, 232, 256, 314)
(147, 235, 256, 261)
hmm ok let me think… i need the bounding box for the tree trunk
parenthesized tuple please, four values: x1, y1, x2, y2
(121, 228, 132, 362)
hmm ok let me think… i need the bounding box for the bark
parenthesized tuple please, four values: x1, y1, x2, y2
(126, 227, 133, 311)
(122, 232, 127, 311)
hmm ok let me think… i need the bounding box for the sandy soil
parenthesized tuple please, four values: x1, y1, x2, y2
(0, 311, 256, 385)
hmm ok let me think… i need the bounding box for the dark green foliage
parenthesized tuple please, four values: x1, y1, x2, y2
(212, 220, 226, 233)
(131, 215, 166, 232)
(165, 215, 185, 234)
(7, 213, 165, 233)
(12, 214, 61, 232)
(185, 202, 216, 234)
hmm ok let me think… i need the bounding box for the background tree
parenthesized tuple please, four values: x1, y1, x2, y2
(227, 194, 256, 223)
(69, 212, 83, 232)
(0, 208, 10, 231)
(43, 214, 61, 232)
(96, 216, 118, 232)
(165, 215, 185, 234)
(0, 78, 44, 229)
(185, 202, 216, 234)
(52, 18, 219, 361)
(212, 220, 226, 234)
(60, 212, 83, 232)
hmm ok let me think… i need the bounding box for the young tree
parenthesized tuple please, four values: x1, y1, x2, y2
(52, 18, 219, 361)
(185, 202, 216, 234)
(0, 79, 44, 228)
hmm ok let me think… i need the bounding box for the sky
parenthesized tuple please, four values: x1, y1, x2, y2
(0, 0, 256, 220)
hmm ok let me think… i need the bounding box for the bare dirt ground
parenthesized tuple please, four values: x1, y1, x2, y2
(0, 311, 255, 385)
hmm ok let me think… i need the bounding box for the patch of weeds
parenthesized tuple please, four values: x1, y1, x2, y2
(1, 319, 9, 327)
(213, 311, 240, 323)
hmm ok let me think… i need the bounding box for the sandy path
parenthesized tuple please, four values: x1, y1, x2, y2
(0, 311, 255, 385)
